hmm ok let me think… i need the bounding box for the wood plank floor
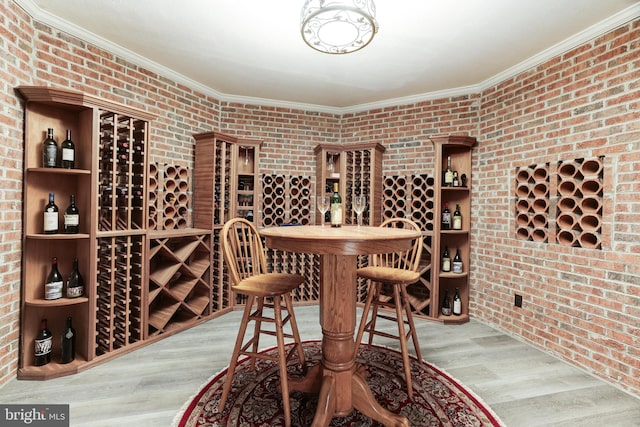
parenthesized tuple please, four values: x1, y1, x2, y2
(1, 305, 639, 426)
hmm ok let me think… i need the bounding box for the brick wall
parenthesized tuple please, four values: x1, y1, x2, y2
(1, 1, 638, 398)
(473, 19, 640, 396)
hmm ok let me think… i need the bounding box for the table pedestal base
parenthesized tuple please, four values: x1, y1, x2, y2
(289, 363, 410, 427)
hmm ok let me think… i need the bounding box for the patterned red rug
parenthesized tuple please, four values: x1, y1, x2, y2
(174, 341, 504, 426)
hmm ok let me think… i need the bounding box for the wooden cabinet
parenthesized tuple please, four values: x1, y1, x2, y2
(17, 86, 155, 379)
(430, 136, 476, 324)
(314, 143, 385, 226)
(193, 131, 262, 228)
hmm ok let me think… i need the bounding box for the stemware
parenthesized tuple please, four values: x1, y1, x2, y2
(317, 196, 330, 226)
(353, 196, 366, 227)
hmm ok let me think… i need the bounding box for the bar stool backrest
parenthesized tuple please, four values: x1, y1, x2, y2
(372, 218, 423, 272)
(222, 218, 268, 287)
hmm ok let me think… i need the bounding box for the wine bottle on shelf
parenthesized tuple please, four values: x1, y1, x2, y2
(444, 155, 453, 187)
(34, 319, 52, 366)
(60, 316, 76, 364)
(65, 257, 84, 298)
(441, 290, 452, 316)
(61, 129, 75, 169)
(42, 128, 58, 168)
(452, 249, 463, 274)
(441, 202, 451, 230)
(453, 288, 462, 316)
(45, 257, 64, 300)
(64, 194, 80, 234)
(330, 182, 342, 227)
(441, 246, 451, 272)
(452, 171, 460, 187)
(453, 203, 462, 230)
(43, 192, 59, 234)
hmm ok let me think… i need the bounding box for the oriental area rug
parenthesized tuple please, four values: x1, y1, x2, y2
(174, 341, 504, 427)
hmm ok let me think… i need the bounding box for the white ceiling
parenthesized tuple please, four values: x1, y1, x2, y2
(17, 0, 640, 113)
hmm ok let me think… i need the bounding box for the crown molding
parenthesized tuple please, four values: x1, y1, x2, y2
(14, 0, 640, 116)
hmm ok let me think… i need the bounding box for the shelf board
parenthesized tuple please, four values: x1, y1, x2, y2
(149, 262, 182, 286)
(27, 167, 91, 175)
(26, 233, 91, 240)
(439, 272, 469, 279)
(148, 300, 181, 330)
(170, 239, 203, 262)
(168, 277, 199, 301)
(25, 296, 89, 307)
(18, 357, 88, 380)
(439, 313, 469, 324)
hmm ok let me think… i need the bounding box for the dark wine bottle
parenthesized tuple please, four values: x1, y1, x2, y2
(60, 316, 76, 364)
(330, 182, 342, 227)
(44, 257, 64, 300)
(34, 318, 52, 366)
(64, 194, 80, 234)
(441, 202, 451, 230)
(65, 257, 84, 298)
(441, 290, 452, 316)
(43, 192, 59, 234)
(452, 249, 463, 274)
(61, 129, 75, 169)
(42, 128, 58, 168)
(441, 246, 451, 272)
(453, 288, 462, 316)
(453, 203, 462, 230)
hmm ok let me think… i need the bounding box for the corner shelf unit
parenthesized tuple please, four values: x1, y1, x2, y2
(430, 135, 476, 324)
(17, 86, 155, 380)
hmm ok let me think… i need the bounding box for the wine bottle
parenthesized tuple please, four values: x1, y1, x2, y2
(441, 246, 451, 272)
(60, 316, 76, 364)
(330, 182, 342, 227)
(44, 257, 64, 300)
(43, 192, 59, 234)
(441, 290, 452, 316)
(61, 129, 75, 169)
(441, 202, 451, 230)
(453, 288, 462, 316)
(452, 249, 463, 274)
(452, 171, 459, 187)
(444, 155, 453, 187)
(42, 128, 58, 168)
(64, 194, 80, 234)
(34, 319, 52, 366)
(453, 203, 462, 230)
(65, 257, 84, 298)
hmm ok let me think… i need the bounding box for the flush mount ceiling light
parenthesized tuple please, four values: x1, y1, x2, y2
(301, 0, 378, 54)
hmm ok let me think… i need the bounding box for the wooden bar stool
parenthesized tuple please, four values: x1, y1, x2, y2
(354, 218, 425, 398)
(219, 218, 306, 427)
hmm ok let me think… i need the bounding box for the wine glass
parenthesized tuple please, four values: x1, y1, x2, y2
(317, 196, 330, 226)
(353, 196, 366, 227)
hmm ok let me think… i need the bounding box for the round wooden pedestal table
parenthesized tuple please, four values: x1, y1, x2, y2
(260, 225, 420, 427)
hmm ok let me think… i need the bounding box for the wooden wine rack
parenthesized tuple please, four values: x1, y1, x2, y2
(147, 162, 191, 230)
(146, 229, 213, 337)
(261, 175, 313, 226)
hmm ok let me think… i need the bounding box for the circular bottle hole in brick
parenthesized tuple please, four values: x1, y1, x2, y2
(558, 179, 578, 196)
(579, 214, 601, 232)
(532, 197, 548, 213)
(516, 168, 531, 183)
(177, 193, 189, 205)
(264, 175, 273, 185)
(558, 196, 577, 212)
(557, 212, 578, 230)
(516, 212, 531, 226)
(516, 198, 531, 212)
(531, 228, 547, 242)
(580, 178, 602, 196)
(580, 159, 603, 177)
(164, 178, 176, 192)
(532, 213, 547, 228)
(533, 182, 548, 197)
(533, 166, 548, 182)
(178, 167, 188, 179)
(165, 165, 177, 178)
(516, 183, 530, 198)
(557, 229, 578, 246)
(516, 226, 531, 240)
(580, 196, 601, 213)
(558, 161, 578, 178)
(579, 231, 601, 249)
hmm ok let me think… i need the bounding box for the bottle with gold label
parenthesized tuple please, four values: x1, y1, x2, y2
(330, 182, 342, 227)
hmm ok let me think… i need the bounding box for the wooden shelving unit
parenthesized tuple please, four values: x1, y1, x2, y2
(430, 135, 476, 324)
(17, 86, 155, 380)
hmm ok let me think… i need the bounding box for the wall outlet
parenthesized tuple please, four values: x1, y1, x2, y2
(514, 294, 523, 308)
